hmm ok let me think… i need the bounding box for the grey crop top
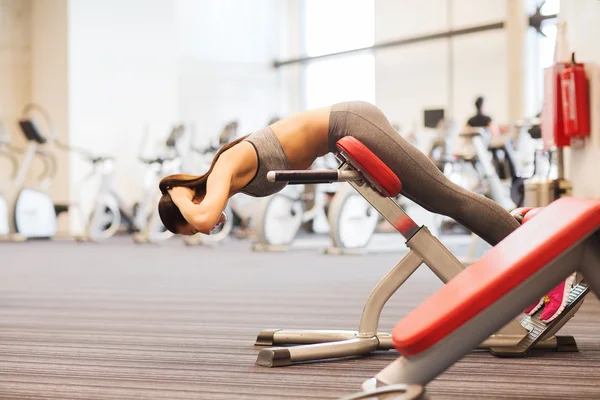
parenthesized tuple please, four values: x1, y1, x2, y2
(240, 127, 292, 197)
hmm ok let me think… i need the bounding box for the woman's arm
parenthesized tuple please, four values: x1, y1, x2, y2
(170, 161, 234, 235)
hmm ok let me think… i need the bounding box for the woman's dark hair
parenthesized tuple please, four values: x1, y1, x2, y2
(475, 96, 484, 111)
(158, 135, 249, 234)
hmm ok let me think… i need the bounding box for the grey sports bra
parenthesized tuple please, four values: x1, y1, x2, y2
(240, 127, 292, 197)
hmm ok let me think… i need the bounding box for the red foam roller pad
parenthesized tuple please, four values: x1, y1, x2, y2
(522, 207, 544, 224)
(336, 137, 402, 197)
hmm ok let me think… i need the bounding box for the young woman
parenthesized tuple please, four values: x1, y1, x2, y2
(158, 101, 519, 244)
(158, 101, 572, 323)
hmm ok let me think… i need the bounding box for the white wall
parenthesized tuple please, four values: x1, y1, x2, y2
(31, 0, 70, 207)
(64, 0, 291, 230)
(176, 0, 286, 146)
(68, 0, 178, 220)
(0, 0, 31, 150)
(560, 0, 600, 198)
(374, 0, 512, 137)
(452, 30, 508, 125)
(374, 0, 447, 136)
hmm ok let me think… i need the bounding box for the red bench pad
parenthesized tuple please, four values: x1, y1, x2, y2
(392, 197, 600, 357)
(336, 137, 402, 197)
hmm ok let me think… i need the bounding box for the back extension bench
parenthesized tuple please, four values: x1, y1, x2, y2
(343, 196, 600, 400)
(254, 137, 588, 367)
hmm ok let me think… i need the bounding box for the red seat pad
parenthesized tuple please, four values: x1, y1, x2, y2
(336, 137, 402, 197)
(392, 197, 600, 357)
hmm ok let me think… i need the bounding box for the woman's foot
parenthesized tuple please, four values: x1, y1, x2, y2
(539, 273, 577, 323)
(523, 273, 577, 323)
(524, 297, 545, 316)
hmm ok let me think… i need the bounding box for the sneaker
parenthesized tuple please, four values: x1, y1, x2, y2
(539, 273, 577, 323)
(524, 297, 545, 315)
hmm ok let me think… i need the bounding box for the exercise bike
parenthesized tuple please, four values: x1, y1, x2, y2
(132, 124, 188, 244)
(4, 105, 66, 240)
(456, 121, 541, 210)
(425, 119, 458, 172)
(440, 123, 541, 261)
(82, 125, 184, 243)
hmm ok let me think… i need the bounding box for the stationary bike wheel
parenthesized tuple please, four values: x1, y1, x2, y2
(328, 184, 378, 249)
(145, 208, 174, 243)
(87, 196, 121, 241)
(254, 193, 302, 247)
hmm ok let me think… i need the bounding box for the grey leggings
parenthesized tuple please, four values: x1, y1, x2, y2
(328, 101, 520, 246)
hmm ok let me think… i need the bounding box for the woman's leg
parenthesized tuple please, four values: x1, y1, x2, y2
(328, 101, 520, 246)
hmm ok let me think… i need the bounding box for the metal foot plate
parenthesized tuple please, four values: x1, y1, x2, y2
(255, 329, 281, 346)
(490, 283, 588, 357)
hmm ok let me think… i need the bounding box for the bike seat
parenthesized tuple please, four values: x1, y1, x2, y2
(336, 137, 402, 198)
(18, 119, 47, 144)
(391, 197, 600, 357)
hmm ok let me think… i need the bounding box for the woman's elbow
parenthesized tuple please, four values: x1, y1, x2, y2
(190, 214, 214, 235)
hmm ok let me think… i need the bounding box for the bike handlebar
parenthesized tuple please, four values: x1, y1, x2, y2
(267, 170, 362, 184)
(139, 156, 177, 165)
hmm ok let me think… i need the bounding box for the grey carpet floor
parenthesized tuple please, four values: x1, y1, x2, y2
(1, 236, 599, 400)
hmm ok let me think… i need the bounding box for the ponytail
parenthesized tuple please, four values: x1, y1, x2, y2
(158, 134, 249, 193)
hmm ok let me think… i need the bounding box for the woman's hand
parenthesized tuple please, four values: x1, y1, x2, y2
(168, 186, 195, 205)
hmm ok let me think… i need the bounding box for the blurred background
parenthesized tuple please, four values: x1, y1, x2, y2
(0, 0, 597, 246)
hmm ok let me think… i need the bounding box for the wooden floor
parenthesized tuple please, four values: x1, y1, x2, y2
(1, 236, 599, 399)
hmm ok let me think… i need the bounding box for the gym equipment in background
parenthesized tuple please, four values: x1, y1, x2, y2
(81, 125, 184, 243)
(439, 122, 542, 262)
(444, 119, 541, 210)
(524, 112, 573, 208)
(253, 137, 580, 368)
(5, 104, 63, 240)
(344, 198, 598, 400)
(325, 182, 379, 253)
(524, 147, 572, 208)
(455, 127, 516, 210)
(0, 122, 18, 237)
(422, 111, 456, 172)
(251, 153, 378, 253)
(132, 125, 186, 244)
